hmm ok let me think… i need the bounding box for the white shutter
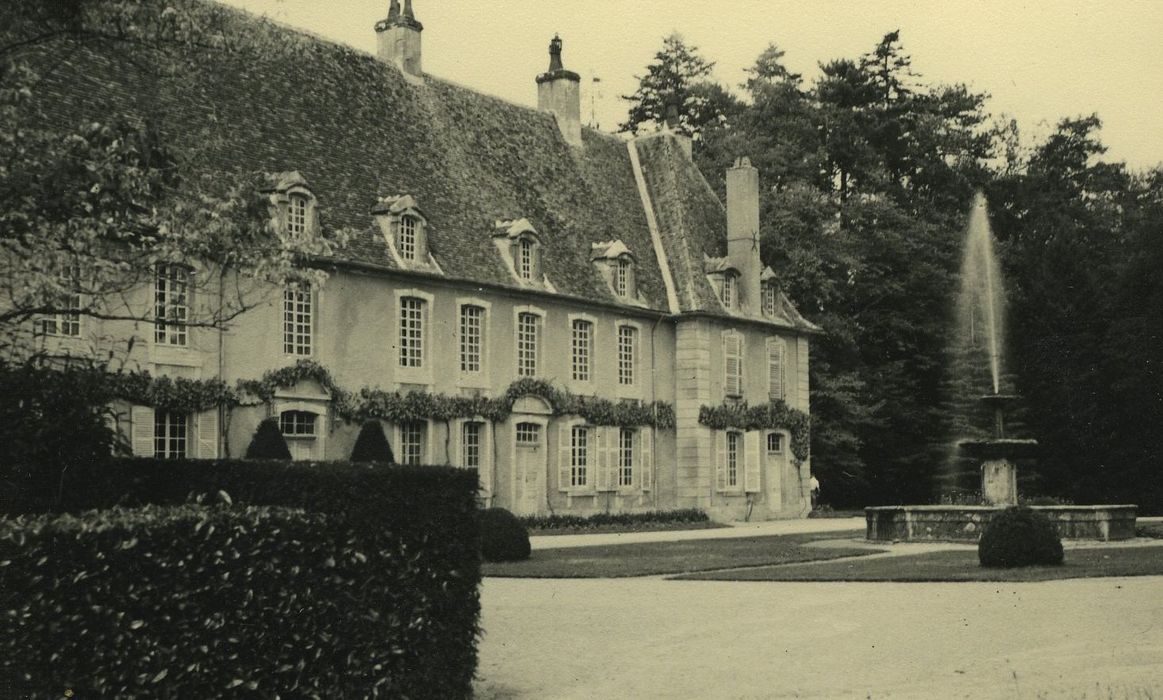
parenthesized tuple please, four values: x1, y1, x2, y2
(769, 340, 785, 401)
(640, 428, 653, 492)
(557, 422, 571, 491)
(196, 410, 219, 459)
(131, 406, 155, 457)
(595, 428, 611, 492)
(725, 333, 742, 397)
(744, 431, 761, 493)
(715, 430, 727, 492)
(479, 424, 493, 497)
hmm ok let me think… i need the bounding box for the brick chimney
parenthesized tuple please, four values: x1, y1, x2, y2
(726, 157, 762, 313)
(376, 0, 423, 83)
(536, 35, 582, 148)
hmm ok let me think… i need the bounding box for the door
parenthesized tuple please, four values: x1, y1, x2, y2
(766, 432, 786, 512)
(514, 422, 545, 515)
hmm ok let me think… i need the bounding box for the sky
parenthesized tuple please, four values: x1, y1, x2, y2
(219, 0, 1163, 171)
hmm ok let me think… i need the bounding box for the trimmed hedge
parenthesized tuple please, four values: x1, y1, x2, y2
(521, 508, 710, 531)
(244, 417, 292, 459)
(1, 459, 482, 698)
(350, 420, 395, 463)
(480, 508, 531, 562)
(979, 506, 1065, 568)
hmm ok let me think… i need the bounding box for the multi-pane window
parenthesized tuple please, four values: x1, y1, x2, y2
(279, 410, 317, 436)
(570, 425, 589, 487)
(283, 283, 312, 356)
(287, 194, 308, 236)
(571, 320, 592, 382)
(517, 238, 534, 280)
(517, 312, 539, 377)
(401, 421, 425, 465)
(618, 428, 635, 487)
(154, 410, 188, 460)
(726, 431, 741, 488)
(767, 433, 783, 453)
(724, 332, 743, 397)
(462, 422, 482, 470)
(720, 274, 736, 309)
(398, 215, 417, 261)
(154, 264, 189, 346)
(399, 296, 425, 368)
(618, 325, 637, 386)
(768, 339, 785, 401)
(762, 285, 777, 317)
(614, 258, 631, 297)
(516, 422, 540, 445)
(459, 305, 484, 374)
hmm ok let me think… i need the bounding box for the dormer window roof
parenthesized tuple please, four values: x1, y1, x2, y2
(373, 194, 443, 274)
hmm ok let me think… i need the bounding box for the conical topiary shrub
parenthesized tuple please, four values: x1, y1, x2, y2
(350, 420, 394, 463)
(979, 506, 1064, 568)
(245, 417, 292, 460)
(479, 508, 531, 562)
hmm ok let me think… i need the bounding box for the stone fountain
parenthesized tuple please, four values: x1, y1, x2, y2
(866, 193, 1137, 542)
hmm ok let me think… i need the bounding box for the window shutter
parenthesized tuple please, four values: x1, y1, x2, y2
(725, 334, 742, 396)
(479, 425, 493, 497)
(715, 430, 727, 492)
(744, 431, 761, 493)
(131, 406, 155, 457)
(640, 428, 653, 492)
(769, 340, 785, 401)
(196, 410, 219, 459)
(557, 422, 571, 492)
(595, 428, 611, 491)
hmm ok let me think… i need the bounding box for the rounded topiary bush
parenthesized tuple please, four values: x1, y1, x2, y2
(979, 506, 1064, 568)
(245, 418, 292, 460)
(479, 508, 531, 562)
(350, 421, 394, 463)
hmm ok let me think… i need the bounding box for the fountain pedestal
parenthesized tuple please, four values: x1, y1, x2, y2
(981, 460, 1017, 506)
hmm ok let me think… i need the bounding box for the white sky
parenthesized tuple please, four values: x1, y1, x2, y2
(220, 0, 1163, 171)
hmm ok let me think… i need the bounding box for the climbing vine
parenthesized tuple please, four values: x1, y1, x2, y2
(698, 400, 811, 465)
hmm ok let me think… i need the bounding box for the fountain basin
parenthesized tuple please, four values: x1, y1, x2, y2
(865, 504, 1138, 543)
(958, 438, 1039, 460)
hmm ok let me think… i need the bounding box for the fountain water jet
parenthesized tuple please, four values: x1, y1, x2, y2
(865, 193, 1137, 542)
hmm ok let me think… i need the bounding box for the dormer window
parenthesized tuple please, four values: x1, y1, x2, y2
(614, 258, 631, 296)
(287, 193, 309, 237)
(493, 219, 548, 289)
(762, 284, 776, 316)
(373, 195, 440, 272)
(264, 171, 317, 239)
(517, 237, 534, 280)
(591, 240, 638, 302)
(399, 215, 418, 261)
(721, 273, 737, 309)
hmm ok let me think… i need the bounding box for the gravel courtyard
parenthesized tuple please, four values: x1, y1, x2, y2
(474, 574, 1163, 698)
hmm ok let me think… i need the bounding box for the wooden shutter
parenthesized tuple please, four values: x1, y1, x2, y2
(131, 406, 155, 457)
(557, 422, 571, 491)
(595, 428, 611, 492)
(640, 428, 653, 492)
(715, 430, 727, 492)
(479, 424, 493, 497)
(769, 340, 785, 401)
(196, 410, 219, 459)
(725, 333, 742, 396)
(744, 431, 761, 493)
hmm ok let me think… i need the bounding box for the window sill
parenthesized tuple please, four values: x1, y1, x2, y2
(395, 366, 433, 388)
(150, 343, 200, 367)
(457, 374, 491, 390)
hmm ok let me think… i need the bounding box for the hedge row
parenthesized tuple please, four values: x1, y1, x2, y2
(520, 508, 710, 531)
(0, 459, 482, 698)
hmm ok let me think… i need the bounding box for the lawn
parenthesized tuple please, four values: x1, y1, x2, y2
(483, 531, 877, 578)
(673, 544, 1163, 582)
(529, 521, 729, 537)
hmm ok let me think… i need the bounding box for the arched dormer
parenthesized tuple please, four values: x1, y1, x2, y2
(372, 194, 443, 273)
(264, 171, 318, 239)
(591, 240, 640, 302)
(705, 255, 741, 312)
(493, 218, 553, 290)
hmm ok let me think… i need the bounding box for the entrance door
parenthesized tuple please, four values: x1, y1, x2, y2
(766, 432, 786, 512)
(514, 422, 545, 515)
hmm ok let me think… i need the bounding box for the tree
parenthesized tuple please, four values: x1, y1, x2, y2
(0, 0, 347, 357)
(619, 33, 718, 137)
(245, 418, 292, 460)
(350, 420, 395, 464)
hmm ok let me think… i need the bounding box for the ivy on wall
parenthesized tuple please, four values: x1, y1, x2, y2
(86, 360, 676, 430)
(698, 401, 811, 465)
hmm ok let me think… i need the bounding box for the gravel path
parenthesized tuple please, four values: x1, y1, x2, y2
(475, 574, 1163, 699)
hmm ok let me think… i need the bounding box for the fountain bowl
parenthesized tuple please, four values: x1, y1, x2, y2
(958, 438, 1039, 460)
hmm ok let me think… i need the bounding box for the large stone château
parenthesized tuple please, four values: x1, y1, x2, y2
(26, 1, 820, 520)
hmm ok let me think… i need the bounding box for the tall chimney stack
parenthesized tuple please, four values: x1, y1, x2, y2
(726, 157, 762, 313)
(536, 35, 583, 148)
(375, 0, 423, 83)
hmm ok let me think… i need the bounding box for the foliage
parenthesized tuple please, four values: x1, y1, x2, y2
(0, 459, 482, 697)
(520, 509, 709, 531)
(479, 508, 531, 562)
(978, 506, 1064, 568)
(698, 401, 811, 464)
(0, 1, 349, 356)
(619, 33, 717, 136)
(350, 420, 394, 463)
(244, 418, 291, 460)
(236, 359, 356, 415)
